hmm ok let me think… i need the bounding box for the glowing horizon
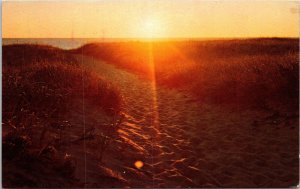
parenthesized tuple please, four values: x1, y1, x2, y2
(3, 1, 299, 39)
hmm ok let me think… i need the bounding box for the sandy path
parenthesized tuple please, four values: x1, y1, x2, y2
(80, 56, 204, 187)
(76, 56, 298, 188)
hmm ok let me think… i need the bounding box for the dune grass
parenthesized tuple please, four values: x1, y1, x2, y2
(74, 38, 299, 109)
(2, 44, 122, 187)
(2, 39, 298, 187)
(3, 44, 78, 66)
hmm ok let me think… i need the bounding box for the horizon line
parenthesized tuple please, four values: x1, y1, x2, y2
(3, 37, 299, 40)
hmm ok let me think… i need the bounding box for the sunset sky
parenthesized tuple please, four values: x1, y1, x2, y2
(3, 0, 299, 39)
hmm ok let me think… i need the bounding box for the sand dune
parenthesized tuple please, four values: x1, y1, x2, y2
(59, 55, 298, 187)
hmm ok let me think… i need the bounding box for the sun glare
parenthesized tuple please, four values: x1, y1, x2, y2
(140, 18, 164, 39)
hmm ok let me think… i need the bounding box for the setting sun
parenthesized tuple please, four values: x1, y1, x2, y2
(139, 18, 165, 38)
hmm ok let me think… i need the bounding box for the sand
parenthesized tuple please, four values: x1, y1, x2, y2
(14, 55, 297, 188)
(59, 55, 298, 188)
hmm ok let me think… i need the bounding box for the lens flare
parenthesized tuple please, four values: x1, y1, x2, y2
(134, 160, 144, 169)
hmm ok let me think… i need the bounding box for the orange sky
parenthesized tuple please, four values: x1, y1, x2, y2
(3, 0, 299, 38)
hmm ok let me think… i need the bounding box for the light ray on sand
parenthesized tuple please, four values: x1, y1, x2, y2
(147, 42, 160, 128)
(147, 41, 161, 187)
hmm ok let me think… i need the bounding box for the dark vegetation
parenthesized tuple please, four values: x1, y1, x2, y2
(3, 44, 77, 66)
(74, 38, 299, 109)
(2, 44, 122, 187)
(2, 39, 299, 187)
